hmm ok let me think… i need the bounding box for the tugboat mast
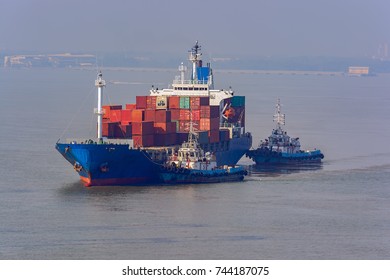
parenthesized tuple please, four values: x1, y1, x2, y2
(95, 71, 106, 142)
(273, 98, 285, 129)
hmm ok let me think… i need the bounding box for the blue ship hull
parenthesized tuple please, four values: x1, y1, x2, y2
(56, 134, 251, 187)
(214, 134, 252, 166)
(246, 148, 324, 164)
(56, 142, 160, 186)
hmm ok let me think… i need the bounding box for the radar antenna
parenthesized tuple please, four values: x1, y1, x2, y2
(273, 98, 285, 128)
(189, 41, 202, 81)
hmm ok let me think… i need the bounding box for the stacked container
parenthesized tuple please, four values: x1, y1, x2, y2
(100, 94, 242, 148)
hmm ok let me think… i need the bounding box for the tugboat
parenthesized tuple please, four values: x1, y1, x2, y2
(159, 120, 247, 184)
(246, 99, 324, 164)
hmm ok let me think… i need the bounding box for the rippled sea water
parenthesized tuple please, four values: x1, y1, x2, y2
(1, 68, 389, 259)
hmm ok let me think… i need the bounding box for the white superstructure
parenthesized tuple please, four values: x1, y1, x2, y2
(150, 41, 234, 106)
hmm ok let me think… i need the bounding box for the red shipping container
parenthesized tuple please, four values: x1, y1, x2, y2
(132, 134, 154, 147)
(190, 97, 200, 109)
(178, 120, 200, 132)
(170, 109, 180, 121)
(200, 106, 210, 118)
(131, 109, 144, 122)
(179, 109, 190, 120)
(136, 96, 147, 109)
(125, 103, 136, 110)
(178, 120, 188, 132)
(132, 121, 154, 135)
(168, 96, 180, 109)
(191, 109, 200, 121)
(121, 109, 132, 123)
(146, 96, 157, 109)
(155, 110, 171, 122)
(209, 129, 220, 143)
(144, 109, 156, 122)
(110, 109, 122, 122)
(102, 122, 120, 138)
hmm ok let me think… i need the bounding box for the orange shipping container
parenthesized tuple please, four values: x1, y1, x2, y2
(121, 109, 132, 123)
(146, 96, 157, 109)
(200, 118, 219, 131)
(125, 103, 136, 110)
(190, 97, 208, 109)
(170, 109, 180, 120)
(132, 121, 154, 135)
(200, 105, 219, 118)
(168, 96, 180, 109)
(102, 105, 122, 119)
(131, 109, 144, 122)
(110, 109, 122, 122)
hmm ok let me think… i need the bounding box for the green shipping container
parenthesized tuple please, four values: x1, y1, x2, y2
(179, 97, 190, 109)
(231, 96, 245, 107)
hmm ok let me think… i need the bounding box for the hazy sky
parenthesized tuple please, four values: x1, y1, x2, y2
(1, 0, 389, 57)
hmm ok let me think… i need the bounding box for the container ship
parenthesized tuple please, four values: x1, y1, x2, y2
(56, 42, 252, 186)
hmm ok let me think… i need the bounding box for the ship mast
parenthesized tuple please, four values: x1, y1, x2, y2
(189, 41, 202, 82)
(273, 98, 285, 129)
(95, 71, 106, 142)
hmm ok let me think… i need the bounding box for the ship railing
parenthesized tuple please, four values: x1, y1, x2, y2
(64, 138, 133, 146)
(172, 79, 208, 85)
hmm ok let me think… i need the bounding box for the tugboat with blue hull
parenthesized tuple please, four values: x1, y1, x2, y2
(159, 122, 247, 184)
(246, 99, 324, 165)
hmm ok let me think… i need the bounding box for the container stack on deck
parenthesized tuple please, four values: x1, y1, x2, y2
(102, 95, 244, 148)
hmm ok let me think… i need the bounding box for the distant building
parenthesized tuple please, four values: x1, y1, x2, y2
(348, 66, 370, 76)
(3, 53, 95, 68)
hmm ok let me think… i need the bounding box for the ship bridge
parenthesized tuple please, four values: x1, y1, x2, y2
(149, 41, 234, 106)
